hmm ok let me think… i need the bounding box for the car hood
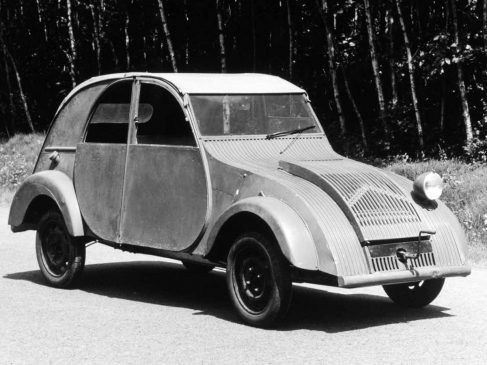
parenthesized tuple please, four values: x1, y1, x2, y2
(203, 136, 432, 242)
(278, 159, 428, 242)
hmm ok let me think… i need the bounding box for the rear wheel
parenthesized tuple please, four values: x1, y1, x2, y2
(383, 278, 445, 307)
(36, 211, 86, 288)
(226, 232, 292, 327)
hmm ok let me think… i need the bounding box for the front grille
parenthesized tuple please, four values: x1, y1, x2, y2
(371, 252, 436, 272)
(323, 172, 421, 227)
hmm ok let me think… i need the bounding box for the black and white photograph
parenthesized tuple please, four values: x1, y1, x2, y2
(0, 0, 486, 363)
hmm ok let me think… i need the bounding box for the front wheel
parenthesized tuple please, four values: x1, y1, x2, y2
(383, 278, 445, 308)
(36, 211, 86, 288)
(226, 232, 292, 327)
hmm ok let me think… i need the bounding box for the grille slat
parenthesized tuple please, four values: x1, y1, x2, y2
(318, 172, 421, 230)
(371, 252, 437, 273)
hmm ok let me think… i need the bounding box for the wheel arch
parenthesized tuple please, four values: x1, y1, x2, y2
(9, 170, 84, 236)
(206, 196, 318, 271)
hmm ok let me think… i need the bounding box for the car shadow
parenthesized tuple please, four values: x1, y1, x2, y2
(4, 260, 452, 332)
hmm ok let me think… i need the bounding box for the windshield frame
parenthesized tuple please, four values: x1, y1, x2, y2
(188, 93, 325, 139)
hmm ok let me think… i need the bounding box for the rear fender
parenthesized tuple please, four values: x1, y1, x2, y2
(207, 196, 318, 270)
(9, 170, 84, 236)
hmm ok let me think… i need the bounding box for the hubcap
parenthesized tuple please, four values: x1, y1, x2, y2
(41, 221, 71, 276)
(234, 241, 272, 314)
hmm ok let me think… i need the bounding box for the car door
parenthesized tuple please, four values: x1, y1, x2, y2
(74, 79, 136, 243)
(119, 80, 209, 251)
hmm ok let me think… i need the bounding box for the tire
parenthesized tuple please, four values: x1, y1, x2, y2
(383, 278, 445, 308)
(36, 211, 86, 288)
(181, 260, 215, 273)
(226, 232, 292, 327)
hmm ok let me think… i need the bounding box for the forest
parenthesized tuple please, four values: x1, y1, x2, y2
(0, 0, 486, 159)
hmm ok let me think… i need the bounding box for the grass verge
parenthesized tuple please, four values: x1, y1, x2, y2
(387, 159, 487, 265)
(0, 133, 44, 206)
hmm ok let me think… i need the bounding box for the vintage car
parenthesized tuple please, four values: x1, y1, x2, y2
(9, 73, 470, 327)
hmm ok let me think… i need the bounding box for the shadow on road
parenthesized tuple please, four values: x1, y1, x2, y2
(4, 260, 452, 332)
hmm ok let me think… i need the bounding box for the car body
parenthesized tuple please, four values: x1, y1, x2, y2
(9, 73, 471, 327)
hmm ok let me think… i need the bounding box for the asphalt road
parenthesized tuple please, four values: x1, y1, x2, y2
(1, 207, 486, 365)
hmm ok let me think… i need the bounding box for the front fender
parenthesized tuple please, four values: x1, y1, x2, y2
(9, 170, 84, 236)
(384, 170, 468, 266)
(207, 196, 318, 271)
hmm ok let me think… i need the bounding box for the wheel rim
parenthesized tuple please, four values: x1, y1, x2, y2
(405, 281, 424, 291)
(40, 221, 71, 277)
(233, 240, 272, 314)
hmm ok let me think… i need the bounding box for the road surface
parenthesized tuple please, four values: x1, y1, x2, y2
(0, 207, 486, 364)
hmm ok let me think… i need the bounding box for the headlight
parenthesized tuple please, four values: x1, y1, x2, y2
(413, 172, 443, 200)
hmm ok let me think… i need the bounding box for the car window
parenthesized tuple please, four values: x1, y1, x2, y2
(135, 83, 196, 146)
(190, 94, 319, 136)
(85, 81, 132, 143)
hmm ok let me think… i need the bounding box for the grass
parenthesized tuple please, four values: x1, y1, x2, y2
(0, 133, 44, 206)
(0, 133, 485, 264)
(386, 159, 487, 265)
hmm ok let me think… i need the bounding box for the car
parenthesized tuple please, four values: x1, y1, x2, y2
(9, 72, 470, 327)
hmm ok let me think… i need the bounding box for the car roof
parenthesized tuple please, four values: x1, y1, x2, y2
(56, 73, 306, 115)
(64, 72, 304, 100)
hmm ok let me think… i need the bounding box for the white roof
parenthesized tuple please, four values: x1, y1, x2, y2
(57, 73, 305, 114)
(62, 72, 304, 105)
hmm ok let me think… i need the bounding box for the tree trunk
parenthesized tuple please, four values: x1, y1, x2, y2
(286, 0, 293, 80)
(66, 0, 77, 88)
(395, 0, 424, 149)
(3, 43, 34, 132)
(142, 36, 148, 70)
(124, 12, 130, 70)
(482, 0, 487, 124)
(157, 0, 178, 72)
(364, 0, 387, 131)
(184, 0, 189, 66)
(35, 0, 48, 43)
(216, 0, 227, 73)
(450, 0, 473, 147)
(0, 8, 14, 136)
(321, 0, 346, 139)
(341, 66, 368, 151)
(90, 4, 101, 74)
(1, 44, 12, 137)
(440, 78, 446, 134)
(387, 9, 398, 107)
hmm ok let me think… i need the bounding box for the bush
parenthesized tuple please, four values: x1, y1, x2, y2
(0, 133, 44, 205)
(387, 158, 487, 264)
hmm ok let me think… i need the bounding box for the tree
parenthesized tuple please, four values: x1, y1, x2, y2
(66, 0, 77, 88)
(319, 0, 346, 140)
(450, 0, 473, 148)
(216, 0, 226, 73)
(157, 0, 178, 72)
(363, 0, 387, 132)
(395, 0, 424, 149)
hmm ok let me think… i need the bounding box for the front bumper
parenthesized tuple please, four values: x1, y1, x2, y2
(338, 264, 471, 288)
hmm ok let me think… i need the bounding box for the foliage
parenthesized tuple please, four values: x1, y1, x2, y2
(387, 158, 487, 264)
(0, 133, 44, 205)
(0, 0, 486, 157)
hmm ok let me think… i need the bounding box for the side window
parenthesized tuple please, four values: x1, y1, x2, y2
(85, 81, 132, 143)
(135, 84, 196, 146)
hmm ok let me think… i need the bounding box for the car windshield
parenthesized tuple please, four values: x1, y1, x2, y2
(190, 94, 320, 136)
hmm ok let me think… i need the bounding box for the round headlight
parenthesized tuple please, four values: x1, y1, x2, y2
(413, 172, 443, 200)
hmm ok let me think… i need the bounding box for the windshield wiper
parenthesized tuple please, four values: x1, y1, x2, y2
(265, 125, 316, 140)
